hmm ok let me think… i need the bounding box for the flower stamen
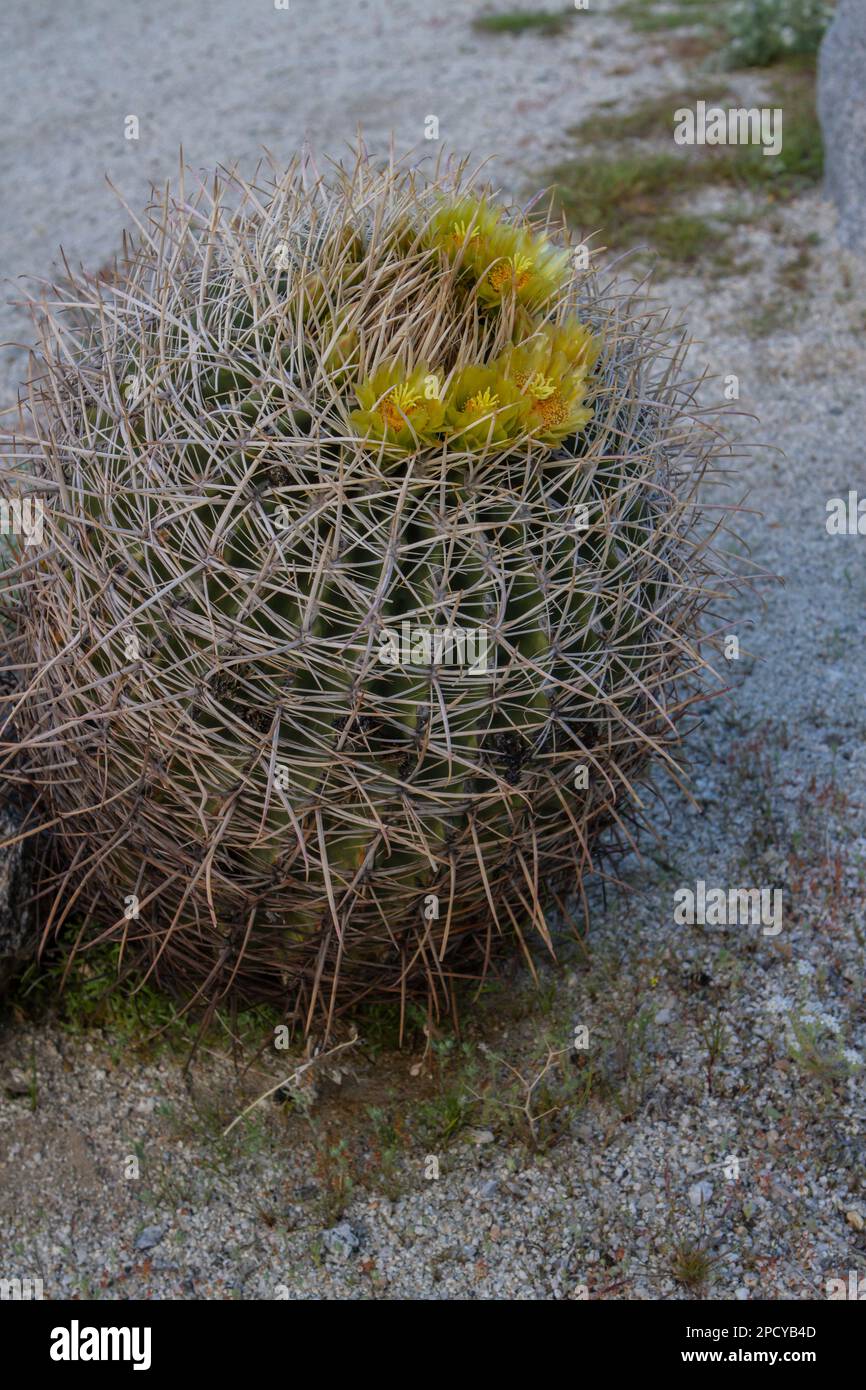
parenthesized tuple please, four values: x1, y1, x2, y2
(465, 387, 500, 415)
(451, 219, 480, 246)
(380, 381, 423, 431)
(487, 253, 532, 295)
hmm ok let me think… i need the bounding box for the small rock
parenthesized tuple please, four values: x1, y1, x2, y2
(688, 1180, 714, 1208)
(845, 1209, 865, 1232)
(134, 1223, 167, 1252)
(465, 1128, 495, 1146)
(735, 1287, 750, 1301)
(3, 1068, 30, 1098)
(322, 1221, 360, 1261)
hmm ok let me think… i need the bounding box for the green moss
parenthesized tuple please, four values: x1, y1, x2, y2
(472, 7, 574, 34)
(615, 0, 717, 33)
(570, 85, 734, 143)
(743, 298, 798, 336)
(13, 939, 278, 1059)
(351, 998, 427, 1055)
(548, 58, 822, 267)
(552, 151, 684, 239)
(550, 152, 713, 262)
(778, 234, 819, 290)
(651, 213, 719, 262)
(729, 68, 824, 186)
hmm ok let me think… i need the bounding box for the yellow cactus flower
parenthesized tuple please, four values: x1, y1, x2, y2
(443, 363, 526, 447)
(350, 362, 445, 451)
(450, 218, 480, 248)
(500, 319, 600, 444)
(426, 195, 570, 313)
(425, 194, 498, 259)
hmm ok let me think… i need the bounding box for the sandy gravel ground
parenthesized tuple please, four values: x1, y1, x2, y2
(0, 0, 640, 403)
(1, 0, 865, 1300)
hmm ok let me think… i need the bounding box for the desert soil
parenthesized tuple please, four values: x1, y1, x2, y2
(1, 0, 864, 1300)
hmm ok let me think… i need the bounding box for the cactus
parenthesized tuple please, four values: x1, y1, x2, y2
(0, 151, 741, 1037)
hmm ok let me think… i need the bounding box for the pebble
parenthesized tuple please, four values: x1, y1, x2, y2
(134, 1224, 167, 1252)
(321, 1222, 361, 1262)
(465, 1129, 495, 1146)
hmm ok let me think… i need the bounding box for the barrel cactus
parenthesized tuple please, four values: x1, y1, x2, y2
(0, 153, 737, 1036)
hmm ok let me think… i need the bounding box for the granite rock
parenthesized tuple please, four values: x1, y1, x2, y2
(818, 0, 866, 253)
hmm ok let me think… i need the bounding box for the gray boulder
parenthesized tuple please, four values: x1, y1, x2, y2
(818, 0, 866, 253)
